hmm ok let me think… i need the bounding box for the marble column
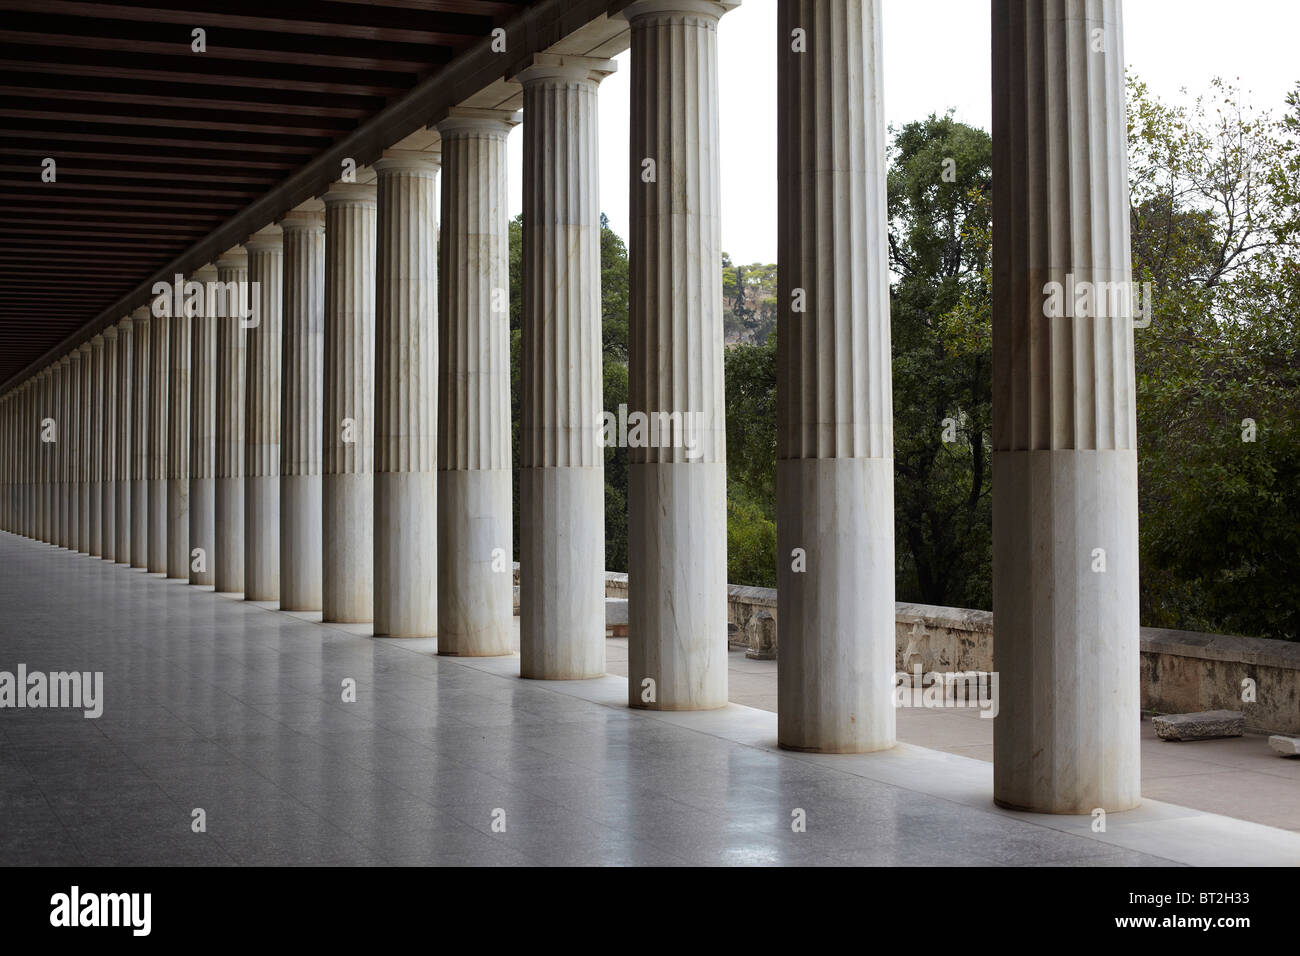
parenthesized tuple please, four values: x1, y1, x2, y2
(244, 225, 283, 602)
(373, 149, 440, 638)
(56, 356, 70, 548)
(279, 208, 325, 611)
(88, 336, 104, 557)
(41, 366, 53, 544)
(189, 263, 219, 586)
(623, 0, 733, 710)
(166, 281, 192, 579)
(512, 56, 615, 679)
(114, 317, 133, 564)
(129, 306, 151, 568)
(435, 110, 516, 657)
(101, 326, 119, 561)
(775, 0, 895, 753)
(214, 248, 248, 593)
(68, 349, 83, 552)
(146, 303, 169, 573)
(322, 182, 377, 623)
(991, 0, 1141, 813)
(77, 342, 92, 553)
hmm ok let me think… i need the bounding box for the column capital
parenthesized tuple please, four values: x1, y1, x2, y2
(244, 223, 283, 252)
(190, 263, 219, 284)
(278, 206, 325, 233)
(508, 53, 617, 87)
(130, 305, 151, 324)
(372, 148, 440, 177)
(434, 107, 520, 138)
(58, 354, 71, 367)
(321, 181, 377, 207)
(91, 334, 105, 350)
(102, 324, 118, 341)
(77, 342, 91, 357)
(614, 0, 738, 25)
(215, 247, 248, 270)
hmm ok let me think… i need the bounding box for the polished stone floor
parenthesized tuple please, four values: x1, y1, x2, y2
(2, 530, 1296, 866)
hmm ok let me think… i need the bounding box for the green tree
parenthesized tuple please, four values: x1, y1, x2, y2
(887, 113, 994, 610)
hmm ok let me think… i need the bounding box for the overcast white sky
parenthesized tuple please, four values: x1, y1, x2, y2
(506, 0, 1300, 264)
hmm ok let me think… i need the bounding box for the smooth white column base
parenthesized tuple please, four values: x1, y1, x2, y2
(776, 458, 896, 753)
(322, 473, 372, 623)
(101, 481, 116, 561)
(214, 476, 243, 592)
(167, 477, 189, 578)
(147, 477, 167, 572)
(114, 483, 130, 564)
(436, 469, 512, 657)
(88, 480, 101, 557)
(280, 474, 321, 611)
(244, 476, 279, 601)
(992, 449, 1142, 814)
(189, 477, 215, 586)
(519, 466, 605, 679)
(77, 483, 90, 553)
(130, 479, 147, 568)
(374, 471, 436, 638)
(627, 461, 728, 711)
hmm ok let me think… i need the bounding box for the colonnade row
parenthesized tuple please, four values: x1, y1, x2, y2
(0, 0, 1139, 814)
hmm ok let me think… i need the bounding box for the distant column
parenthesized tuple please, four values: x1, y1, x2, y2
(189, 263, 219, 586)
(147, 302, 169, 573)
(244, 225, 283, 602)
(623, 0, 734, 710)
(279, 207, 326, 611)
(88, 336, 104, 557)
(77, 342, 92, 553)
(101, 326, 119, 561)
(129, 306, 151, 569)
(373, 148, 440, 637)
(167, 279, 192, 579)
(435, 109, 516, 657)
(214, 248, 248, 593)
(56, 355, 70, 548)
(322, 182, 377, 623)
(114, 317, 133, 564)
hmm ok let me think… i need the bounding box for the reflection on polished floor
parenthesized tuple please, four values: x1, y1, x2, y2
(2, 531, 1296, 867)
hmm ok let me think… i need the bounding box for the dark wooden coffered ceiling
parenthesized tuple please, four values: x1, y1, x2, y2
(0, 0, 530, 388)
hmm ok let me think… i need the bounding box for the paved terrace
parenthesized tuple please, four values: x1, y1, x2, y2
(2, 531, 1297, 866)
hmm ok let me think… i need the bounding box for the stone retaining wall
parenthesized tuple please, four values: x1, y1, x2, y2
(591, 571, 1300, 735)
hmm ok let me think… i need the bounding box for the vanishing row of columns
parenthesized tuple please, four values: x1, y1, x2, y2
(0, 0, 1140, 814)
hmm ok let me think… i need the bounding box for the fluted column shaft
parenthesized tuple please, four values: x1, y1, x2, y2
(514, 58, 614, 679)
(167, 287, 192, 578)
(56, 356, 70, 547)
(189, 264, 219, 586)
(41, 367, 53, 543)
(435, 114, 514, 657)
(101, 327, 119, 561)
(214, 251, 248, 593)
(775, 0, 895, 753)
(374, 150, 440, 637)
(991, 0, 1140, 813)
(244, 228, 283, 602)
(146, 306, 169, 572)
(61, 354, 77, 549)
(624, 0, 732, 710)
(322, 184, 377, 623)
(279, 212, 325, 611)
(77, 343, 92, 552)
(129, 308, 150, 568)
(88, 337, 104, 556)
(114, 319, 133, 563)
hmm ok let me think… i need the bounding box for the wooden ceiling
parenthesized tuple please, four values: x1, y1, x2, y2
(0, 0, 530, 387)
